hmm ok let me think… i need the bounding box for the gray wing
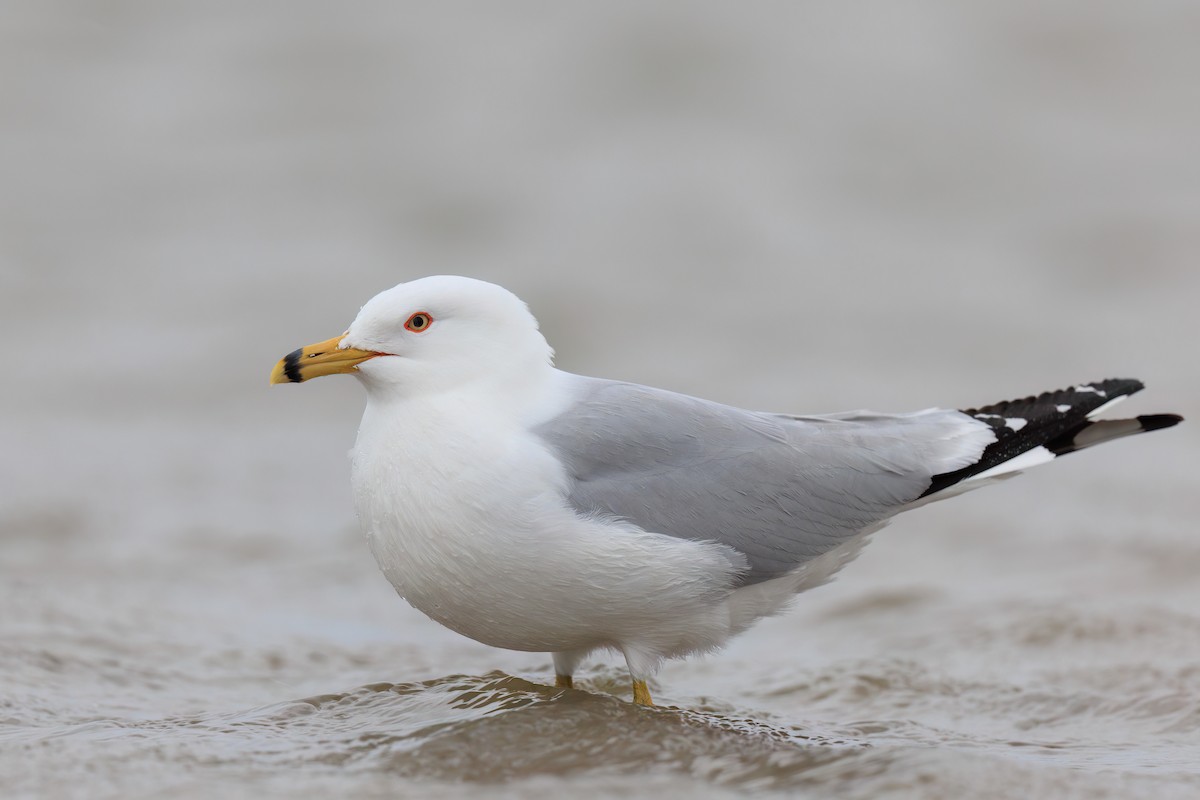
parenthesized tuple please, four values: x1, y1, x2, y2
(535, 375, 992, 585)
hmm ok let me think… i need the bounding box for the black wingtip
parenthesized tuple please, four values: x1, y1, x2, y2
(1138, 413, 1184, 432)
(922, 380, 1179, 500)
(958, 378, 1144, 420)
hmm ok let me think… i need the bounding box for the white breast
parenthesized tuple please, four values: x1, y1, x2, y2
(350, 388, 746, 657)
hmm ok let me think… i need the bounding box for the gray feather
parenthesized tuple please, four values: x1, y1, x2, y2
(535, 376, 991, 586)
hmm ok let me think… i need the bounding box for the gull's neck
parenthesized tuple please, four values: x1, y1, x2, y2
(359, 365, 574, 432)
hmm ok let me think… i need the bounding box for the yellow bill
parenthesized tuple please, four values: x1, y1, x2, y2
(269, 334, 382, 385)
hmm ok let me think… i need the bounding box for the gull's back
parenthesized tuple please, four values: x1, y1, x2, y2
(535, 374, 995, 585)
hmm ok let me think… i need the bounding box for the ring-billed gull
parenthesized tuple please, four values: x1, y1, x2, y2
(270, 276, 1182, 706)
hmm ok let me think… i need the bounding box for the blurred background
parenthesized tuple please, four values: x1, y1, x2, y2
(2, 2, 1197, 798)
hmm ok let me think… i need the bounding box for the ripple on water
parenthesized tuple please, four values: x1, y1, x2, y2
(10, 672, 877, 791)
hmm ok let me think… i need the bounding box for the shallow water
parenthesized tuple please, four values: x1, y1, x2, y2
(2, 1, 1199, 798)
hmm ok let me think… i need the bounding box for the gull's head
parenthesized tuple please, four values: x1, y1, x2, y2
(269, 276, 553, 397)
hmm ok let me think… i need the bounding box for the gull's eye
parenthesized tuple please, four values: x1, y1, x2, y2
(404, 312, 433, 333)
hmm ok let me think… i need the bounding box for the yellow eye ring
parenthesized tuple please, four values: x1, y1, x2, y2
(404, 312, 433, 333)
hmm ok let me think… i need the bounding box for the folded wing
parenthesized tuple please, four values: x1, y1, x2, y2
(535, 376, 995, 585)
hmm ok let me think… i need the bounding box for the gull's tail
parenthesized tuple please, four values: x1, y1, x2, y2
(921, 378, 1182, 499)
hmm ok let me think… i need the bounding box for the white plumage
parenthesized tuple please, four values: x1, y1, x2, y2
(271, 275, 1181, 705)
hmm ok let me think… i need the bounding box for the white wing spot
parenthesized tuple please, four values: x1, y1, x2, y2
(970, 446, 1056, 481)
(1005, 417, 1027, 432)
(1074, 384, 1108, 397)
(1086, 396, 1128, 418)
(1056, 404, 1072, 413)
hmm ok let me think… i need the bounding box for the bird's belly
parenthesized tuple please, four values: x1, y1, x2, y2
(367, 519, 625, 653)
(401, 578, 601, 653)
(351, 419, 748, 657)
(351, 408, 607, 650)
(360, 497, 748, 656)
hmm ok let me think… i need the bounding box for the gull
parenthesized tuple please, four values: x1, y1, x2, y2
(270, 276, 1182, 706)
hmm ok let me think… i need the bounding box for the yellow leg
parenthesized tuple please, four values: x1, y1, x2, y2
(555, 674, 574, 689)
(632, 679, 654, 706)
